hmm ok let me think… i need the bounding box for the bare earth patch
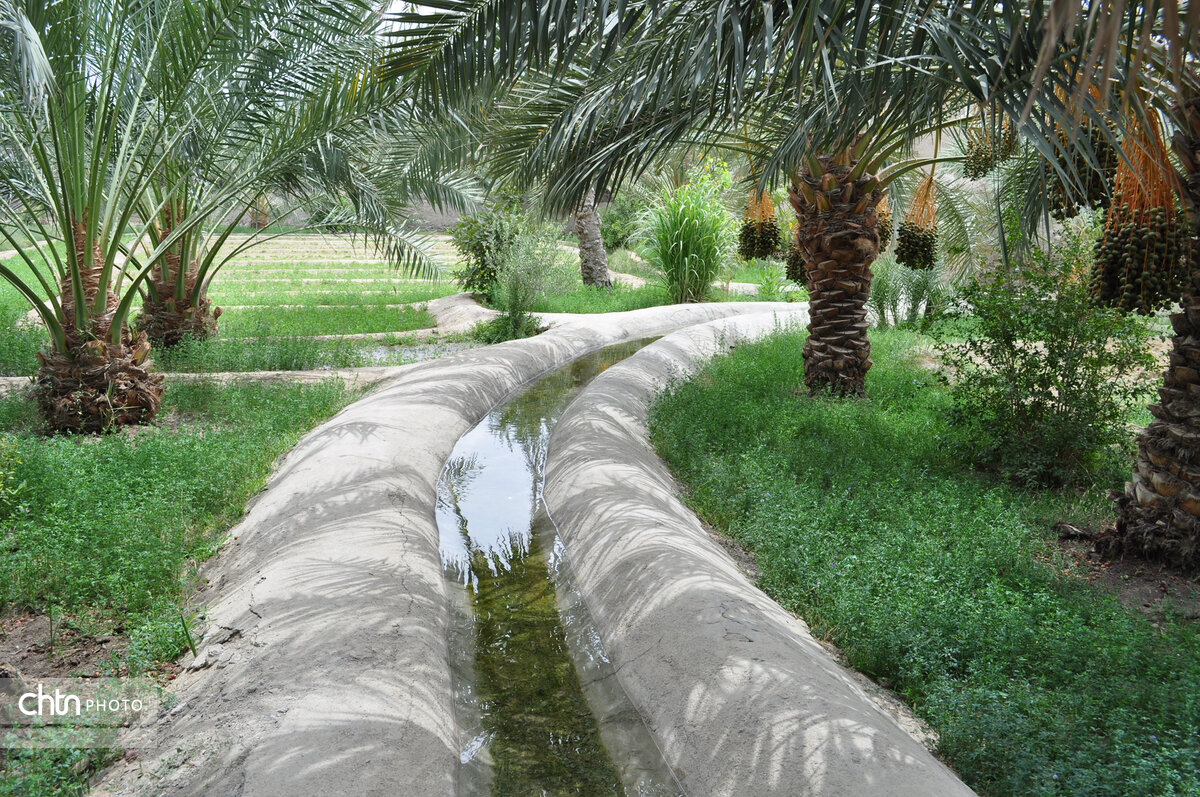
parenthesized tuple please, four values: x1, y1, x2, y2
(0, 613, 128, 679)
(1057, 532, 1200, 622)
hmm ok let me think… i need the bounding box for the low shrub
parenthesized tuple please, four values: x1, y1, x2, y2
(471, 314, 542, 344)
(473, 226, 574, 343)
(600, 189, 646, 250)
(935, 249, 1158, 486)
(449, 193, 529, 301)
(750, 259, 787, 301)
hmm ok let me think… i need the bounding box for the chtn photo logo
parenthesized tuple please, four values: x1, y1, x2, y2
(1, 676, 161, 747)
(17, 682, 144, 718)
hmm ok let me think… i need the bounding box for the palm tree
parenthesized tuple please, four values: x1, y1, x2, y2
(0, 0, 471, 430)
(1107, 88, 1200, 569)
(130, 11, 476, 347)
(387, 1, 1091, 395)
(574, 187, 610, 287)
(390, 1, 1200, 566)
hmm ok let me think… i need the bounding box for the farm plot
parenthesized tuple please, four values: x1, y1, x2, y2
(151, 235, 463, 372)
(0, 234, 471, 375)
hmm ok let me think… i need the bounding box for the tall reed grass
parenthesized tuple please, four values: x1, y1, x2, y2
(641, 178, 736, 303)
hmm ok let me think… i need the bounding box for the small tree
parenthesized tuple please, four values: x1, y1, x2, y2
(936, 226, 1158, 486)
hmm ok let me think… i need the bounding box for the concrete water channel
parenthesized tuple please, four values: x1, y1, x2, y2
(92, 305, 974, 796)
(437, 339, 681, 796)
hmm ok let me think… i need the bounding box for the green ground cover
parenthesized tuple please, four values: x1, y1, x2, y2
(650, 327, 1200, 797)
(151, 333, 436, 373)
(217, 305, 435, 337)
(0, 379, 356, 793)
(0, 243, 458, 375)
(604, 248, 657, 280)
(529, 283, 673, 314)
(212, 289, 450, 306)
(0, 379, 356, 665)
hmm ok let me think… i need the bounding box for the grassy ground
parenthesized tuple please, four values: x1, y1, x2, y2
(150, 333, 442, 373)
(0, 380, 357, 665)
(530, 283, 673, 314)
(0, 378, 358, 796)
(723, 256, 793, 285)
(605, 248, 657, 280)
(606, 247, 799, 292)
(216, 305, 435, 337)
(649, 328, 1200, 797)
(0, 233, 464, 793)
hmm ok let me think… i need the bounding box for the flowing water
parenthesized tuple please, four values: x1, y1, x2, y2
(436, 340, 682, 797)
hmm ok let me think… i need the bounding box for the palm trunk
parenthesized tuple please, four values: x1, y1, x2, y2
(139, 212, 221, 347)
(1108, 92, 1200, 570)
(575, 187, 611, 288)
(59, 220, 116, 347)
(34, 217, 164, 433)
(788, 152, 884, 397)
(140, 256, 222, 347)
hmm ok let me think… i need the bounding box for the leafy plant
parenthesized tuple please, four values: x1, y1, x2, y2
(449, 193, 530, 301)
(869, 255, 957, 329)
(751, 259, 787, 301)
(935, 241, 1158, 486)
(472, 225, 574, 343)
(640, 167, 736, 304)
(599, 188, 647, 250)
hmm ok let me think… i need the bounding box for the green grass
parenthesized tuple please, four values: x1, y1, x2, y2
(0, 380, 355, 654)
(150, 334, 423, 373)
(0, 245, 453, 375)
(525, 279, 776, 315)
(604, 249, 800, 295)
(217, 305, 435, 337)
(210, 282, 457, 307)
(649, 328, 1200, 797)
(529, 283, 674, 314)
(0, 378, 356, 795)
(605, 248, 657, 280)
(723, 256, 789, 284)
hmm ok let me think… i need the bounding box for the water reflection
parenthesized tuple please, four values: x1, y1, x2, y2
(435, 340, 681, 797)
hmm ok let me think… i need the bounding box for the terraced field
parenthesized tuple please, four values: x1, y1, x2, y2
(0, 233, 469, 375)
(209, 233, 460, 332)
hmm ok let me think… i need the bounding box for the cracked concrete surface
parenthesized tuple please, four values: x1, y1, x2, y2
(543, 313, 976, 797)
(90, 301, 803, 797)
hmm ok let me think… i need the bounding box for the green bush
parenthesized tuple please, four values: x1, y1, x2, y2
(473, 226, 574, 343)
(869, 255, 956, 329)
(471, 314, 542, 344)
(449, 193, 529, 301)
(749, 258, 787, 301)
(641, 167, 736, 304)
(600, 189, 645, 250)
(935, 250, 1158, 486)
